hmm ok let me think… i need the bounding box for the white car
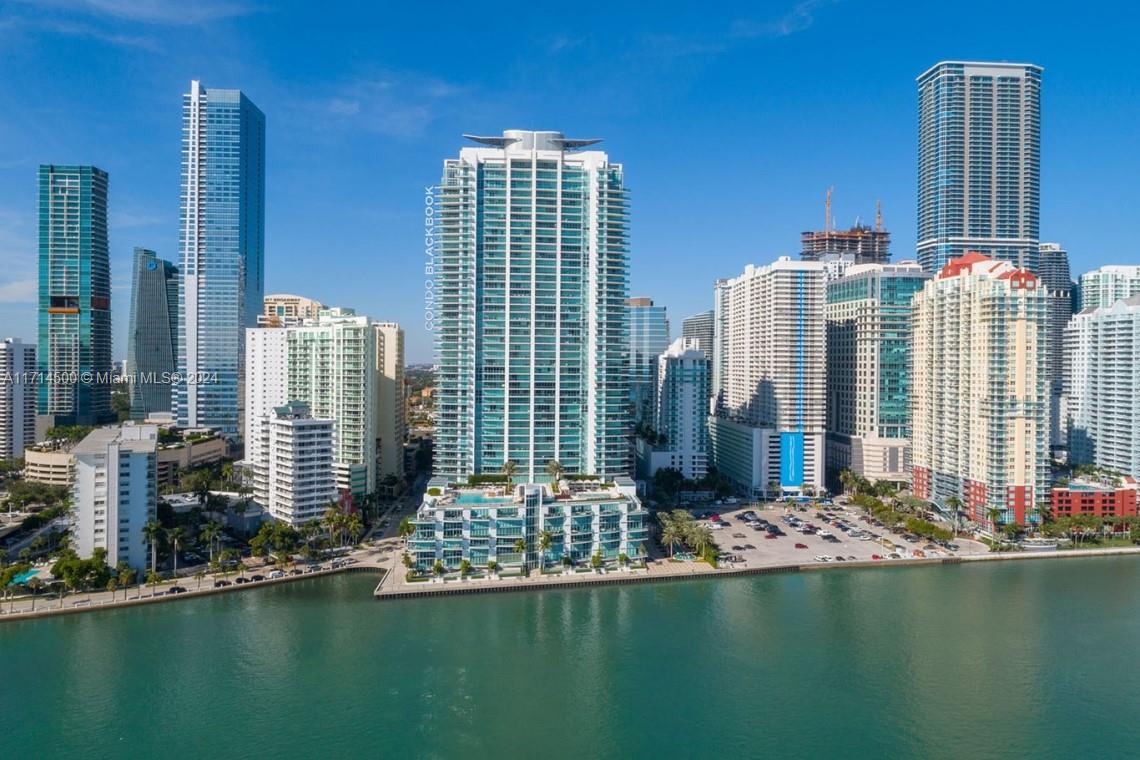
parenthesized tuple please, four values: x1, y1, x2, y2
(814, 555, 833, 562)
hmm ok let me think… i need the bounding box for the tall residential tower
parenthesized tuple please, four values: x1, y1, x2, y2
(37, 164, 113, 425)
(175, 80, 265, 438)
(628, 297, 670, 426)
(917, 62, 1042, 273)
(433, 130, 630, 482)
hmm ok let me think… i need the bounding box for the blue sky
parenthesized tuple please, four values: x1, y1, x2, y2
(1, 0, 1137, 363)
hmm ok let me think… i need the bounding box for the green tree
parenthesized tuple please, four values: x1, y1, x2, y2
(167, 526, 187, 576)
(590, 552, 603, 570)
(513, 538, 527, 569)
(658, 513, 684, 558)
(398, 516, 415, 544)
(459, 558, 471, 577)
(142, 520, 164, 575)
(545, 459, 565, 483)
(146, 570, 161, 595)
(537, 529, 553, 572)
(432, 559, 445, 578)
(501, 459, 518, 481)
(199, 522, 222, 565)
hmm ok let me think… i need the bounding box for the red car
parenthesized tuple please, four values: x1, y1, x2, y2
(871, 554, 883, 560)
(709, 513, 722, 522)
(764, 533, 778, 540)
(794, 543, 808, 549)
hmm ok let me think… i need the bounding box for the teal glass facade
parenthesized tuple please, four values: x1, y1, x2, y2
(127, 248, 178, 419)
(628, 299, 670, 425)
(917, 62, 1041, 273)
(175, 81, 265, 438)
(37, 164, 113, 425)
(434, 131, 630, 481)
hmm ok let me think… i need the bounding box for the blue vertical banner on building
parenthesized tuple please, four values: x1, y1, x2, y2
(780, 431, 804, 487)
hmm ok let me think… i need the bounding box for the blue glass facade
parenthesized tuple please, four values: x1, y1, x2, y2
(174, 81, 265, 438)
(37, 164, 114, 425)
(127, 248, 178, 419)
(917, 62, 1041, 273)
(628, 299, 670, 426)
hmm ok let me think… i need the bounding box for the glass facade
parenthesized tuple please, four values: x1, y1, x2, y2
(917, 62, 1041, 274)
(175, 80, 265, 438)
(127, 248, 178, 419)
(628, 298, 670, 425)
(434, 131, 630, 481)
(37, 164, 113, 425)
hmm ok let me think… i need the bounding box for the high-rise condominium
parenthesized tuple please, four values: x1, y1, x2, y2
(917, 62, 1042, 273)
(248, 402, 336, 526)
(681, 310, 714, 360)
(910, 253, 1048, 531)
(825, 262, 930, 486)
(175, 80, 265, 438)
(0, 338, 37, 459)
(37, 164, 113, 425)
(628, 298, 670, 426)
(710, 258, 826, 496)
(652, 338, 710, 481)
(1065, 295, 1140, 478)
(1037, 243, 1074, 449)
(127, 248, 178, 419)
(1077, 265, 1140, 311)
(72, 424, 157, 575)
(373, 321, 406, 480)
(434, 130, 629, 481)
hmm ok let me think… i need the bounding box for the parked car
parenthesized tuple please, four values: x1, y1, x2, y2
(268, 570, 285, 579)
(814, 555, 833, 562)
(168, 586, 187, 594)
(214, 580, 231, 588)
(234, 577, 250, 584)
(250, 574, 266, 582)
(794, 542, 808, 549)
(764, 533, 778, 540)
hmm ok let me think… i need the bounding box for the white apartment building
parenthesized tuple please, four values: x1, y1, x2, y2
(910, 253, 1048, 530)
(248, 401, 336, 526)
(1078, 265, 1140, 311)
(0, 337, 36, 460)
(649, 338, 709, 480)
(72, 424, 158, 574)
(374, 321, 406, 480)
(710, 257, 826, 496)
(1065, 294, 1140, 478)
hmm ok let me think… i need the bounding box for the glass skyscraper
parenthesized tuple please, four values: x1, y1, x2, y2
(434, 130, 630, 482)
(127, 248, 178, 420)
(628, 297, 670, 426)
(175, 80, 265, 438)
(37, 164, 113, 425)
(917, 61, 1042, 274)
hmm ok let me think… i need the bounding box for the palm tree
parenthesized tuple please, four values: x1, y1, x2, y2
(199, 522, 222, 565)
(1032, 502, 1051, 537)
(945, 496, 963, 535)
(398, 516, 415, 545)
(432, 559, 445, 578)
(659, 515, 684, 558)
(106, 577, 118, 602)
(537, 530, 553, 572)
(194, 570, 205, 590)
(142, 520, 163, 576)
(221, 462, 234, 488)
(146, 570, 161, 596)
(167, 526, 187, 577)
(687, 524, 714, 556)
(323, 505, 342, 550)
(346, 513, 364, 546)
(545, 459, 564, 484)
(501, 460, 517, 482)
(985, 507, 1004, 541)
(513, 537, 527, 569)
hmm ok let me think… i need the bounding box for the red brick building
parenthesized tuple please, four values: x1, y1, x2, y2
(1051, 478, 1138, 518)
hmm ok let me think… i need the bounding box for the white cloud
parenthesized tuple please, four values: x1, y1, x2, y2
(19, 0, 259, 26)
(731, 0, 837, 39)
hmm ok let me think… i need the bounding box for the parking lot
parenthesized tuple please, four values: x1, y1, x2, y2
(696, 502, 990, 568)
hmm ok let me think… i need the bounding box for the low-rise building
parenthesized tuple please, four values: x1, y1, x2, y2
(410, 477, 648, 572)
(23, 444, 74, 486)
(156, 433, 227, 487)
(1051, 478, 1138, 519)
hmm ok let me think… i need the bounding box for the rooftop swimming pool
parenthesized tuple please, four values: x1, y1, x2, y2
(453, 493, 515, 505)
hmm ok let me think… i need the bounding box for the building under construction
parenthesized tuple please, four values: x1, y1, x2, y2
(801, 189, 891, 264)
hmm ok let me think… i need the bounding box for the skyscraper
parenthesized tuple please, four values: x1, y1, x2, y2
(709, 258, 826, 496)
(0, 338, 37, 459)
(434, 130, 629, 482)
(127, 248, 178, 420)
(1065, 295, 1140, 478)
(37, 164, 113, 425)
(248, 402, 337, 526)
(825, 262, 930, 487)
(917, 62, 1042, 273)
(175, 80, 266, 439)
(801, 194, 890, 265)
(681, 309, 714, 360)
(910, 253, 1048, 531)
(1077, 265, 1140, 311)
(652, 338, 710, 480)
(373, 321, 406, 481)
(628, 297, 670, 426)
(1038, 243, 1074, 449)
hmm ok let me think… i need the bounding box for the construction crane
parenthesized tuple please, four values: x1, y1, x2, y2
(876, 200, 883, 232)
(825, 186, 834, 233)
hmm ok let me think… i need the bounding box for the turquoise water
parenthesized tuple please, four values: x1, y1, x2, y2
(454, 492, 513, 505)
(3, 559, 1140, 758)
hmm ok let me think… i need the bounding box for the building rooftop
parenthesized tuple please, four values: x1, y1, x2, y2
(424, 476, 638, 507)
(73, 424, 158, 455)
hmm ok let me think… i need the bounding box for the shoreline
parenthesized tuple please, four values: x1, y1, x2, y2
(373, 545, 1140, 600)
